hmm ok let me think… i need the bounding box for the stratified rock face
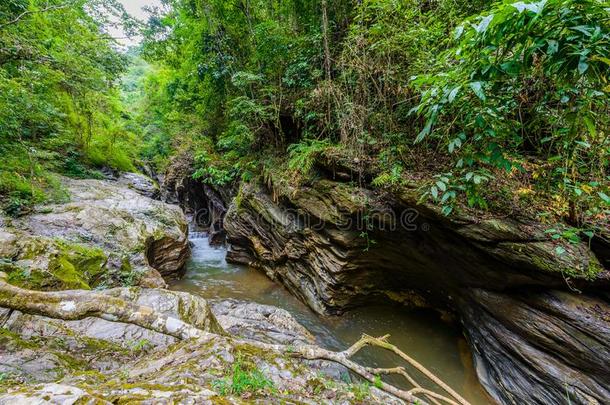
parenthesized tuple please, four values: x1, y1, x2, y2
(224, 175, 610, 405)
(161, 153, 232, 244)
(0, 177, 190, 289)
(460, 290, 610, 404)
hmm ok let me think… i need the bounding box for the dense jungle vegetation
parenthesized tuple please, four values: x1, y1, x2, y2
(0, 0, 608, 238)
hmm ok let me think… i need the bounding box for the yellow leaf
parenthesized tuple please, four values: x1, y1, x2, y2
(581, 184, 593, 194)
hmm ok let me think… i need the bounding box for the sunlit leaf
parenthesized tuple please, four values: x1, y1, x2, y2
(469, 81, 486, 101)
(475, 14, 493, 34)
(578, 56, 589, 74)
(547, 39, 558, 55)
(512, 0, 547, 14)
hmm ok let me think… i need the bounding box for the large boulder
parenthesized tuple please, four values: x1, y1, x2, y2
(116, 172, 160, 199)
(224, 171, 610, 404)
(211, 299, 315, 345)
(0, 177, 190, 290)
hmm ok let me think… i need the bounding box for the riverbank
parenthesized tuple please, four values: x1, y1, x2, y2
(0, 174, 454, 404)
(222, 163, 610, 404)
(163, 152, 609, 405)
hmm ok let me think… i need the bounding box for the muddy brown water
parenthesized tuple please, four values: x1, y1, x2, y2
(171, 235, 493, 404)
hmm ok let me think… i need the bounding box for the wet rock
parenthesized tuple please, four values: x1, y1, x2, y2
(211, 299, 314, 345)
(0, 177, 189, 288)
(146, 235, 190, 279)
(224, 172, 610, 405)
(117, 172, 160, 199)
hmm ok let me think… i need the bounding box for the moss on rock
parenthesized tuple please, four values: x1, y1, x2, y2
(5, 237, 107, 291)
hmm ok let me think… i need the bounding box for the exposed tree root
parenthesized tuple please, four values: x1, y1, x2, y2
(0, 274, 207, 340)
(0, 273, 470, 405)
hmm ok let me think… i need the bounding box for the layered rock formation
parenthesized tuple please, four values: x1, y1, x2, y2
(0, 287, 397, 404)
(224, 170, 610, 404)
(0, 176, 190, 289)
(161, 153, 232, 244)
(0, 173, 401, 404)
(0, 287, 221, 384)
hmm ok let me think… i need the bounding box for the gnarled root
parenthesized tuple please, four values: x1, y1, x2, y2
(0, 273, 208, 340)
(0, 273, 470, 405)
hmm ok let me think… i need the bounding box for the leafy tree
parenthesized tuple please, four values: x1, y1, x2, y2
(412, 0, 609, 223)
(0, 0, 138, 213)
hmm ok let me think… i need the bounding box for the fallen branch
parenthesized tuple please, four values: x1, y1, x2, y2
(252, 339, 462, 405)
(350, 334, 470, 405)
(0, 273, 470, 405)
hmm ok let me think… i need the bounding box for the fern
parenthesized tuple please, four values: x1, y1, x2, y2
(287, 139, 332, 177)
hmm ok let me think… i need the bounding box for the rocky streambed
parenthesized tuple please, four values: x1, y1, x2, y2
(159, 153, 610, 404)
(2, 160, 608, 404)
(0, 174, 402, 404)
(173, 233, 490, 403)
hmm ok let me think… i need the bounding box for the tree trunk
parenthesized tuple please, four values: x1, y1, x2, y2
(321, 0, 332, 82)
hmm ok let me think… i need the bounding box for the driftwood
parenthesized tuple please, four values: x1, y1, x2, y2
(0, 273, 470, 405)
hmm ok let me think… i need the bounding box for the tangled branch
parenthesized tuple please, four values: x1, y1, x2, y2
(0, 273, 470, 405)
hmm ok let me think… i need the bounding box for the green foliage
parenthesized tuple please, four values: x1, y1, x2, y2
(192, 150, 239, 187)
(373, 375, 383, 389)
(372, 165, 406, 189)
(0, 0, 139, 211)
(350, 381, 371, 402)
(545, 224, 598, 257)
(287, 139, 332, 177)
(127, 338, 153, 353)
(139, 0, 607, 229)
(212, 357, 274, 396)
(412, 0, 609, 220)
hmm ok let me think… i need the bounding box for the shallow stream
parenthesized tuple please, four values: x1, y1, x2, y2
(171, 234, 492, 404)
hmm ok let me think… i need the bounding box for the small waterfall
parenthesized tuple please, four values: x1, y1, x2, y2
(189, 231, 208, 240)
(186, 232, 227, 267)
